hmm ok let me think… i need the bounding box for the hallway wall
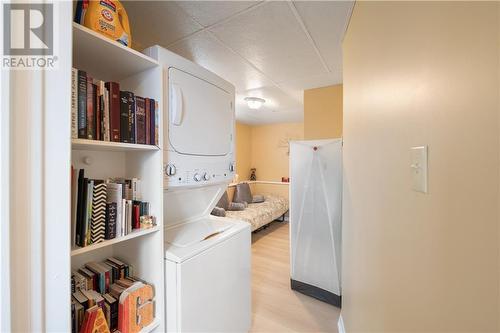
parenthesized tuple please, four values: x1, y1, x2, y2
(342, 2, 499, 331)
(304, 84, 342, 140)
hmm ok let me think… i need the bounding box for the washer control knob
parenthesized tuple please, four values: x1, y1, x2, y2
(165, 163, 176, 176)
(203, 173, 210, 181)
(193, 173, 202, 182)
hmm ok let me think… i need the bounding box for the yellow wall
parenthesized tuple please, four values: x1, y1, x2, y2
(235, 122, 252, 180)
(250, 122, 304, 181)
(342, 2, 499, 331)
(304, 84, 342, 139)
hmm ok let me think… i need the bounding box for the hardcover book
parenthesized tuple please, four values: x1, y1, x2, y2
(135, 96, 146, 144)
(77, 70, 87, 138)
(71, 68, 78, 139)
(87, 75, 95, 140)
(105, 82, 120, 142)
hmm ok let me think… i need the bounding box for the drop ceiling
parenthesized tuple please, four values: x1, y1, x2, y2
(124, 1, 354, 125)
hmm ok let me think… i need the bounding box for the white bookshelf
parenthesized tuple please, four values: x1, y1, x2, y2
(72, 138, 160, 152)
(70, 23, 165, 332)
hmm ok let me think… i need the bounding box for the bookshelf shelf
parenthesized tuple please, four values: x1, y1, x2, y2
(71, 226, 160, 257)
(72, 22, 158, 82)
(72, 139, 160, 152)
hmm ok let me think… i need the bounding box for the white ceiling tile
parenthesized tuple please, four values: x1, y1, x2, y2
(210, 1, 326, 84)
(235, 86, 303, 125)
(174, 1, 261, 27)
(123, 1, 203, 49)
(168, 31, 274, 91)
(293, 1, 354, 74)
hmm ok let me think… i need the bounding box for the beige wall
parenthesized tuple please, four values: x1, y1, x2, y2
(304, 84, 342, 140)
(235, 122, 252, 180)
(250, 122, 304, 181)
(342, 2, 499, 332)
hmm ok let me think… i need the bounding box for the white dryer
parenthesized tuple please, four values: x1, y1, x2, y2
(144, 46, 251, 333)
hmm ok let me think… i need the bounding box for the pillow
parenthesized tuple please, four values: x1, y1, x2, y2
(252, 195, 265, 203)
(216, 191, 230, 210)
(233, 183, 253, 204)
(227, 202, 246, 211)
(211, 207, 226, 217)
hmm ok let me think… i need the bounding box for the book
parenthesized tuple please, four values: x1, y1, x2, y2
(103, 84, 110, 141)
(79, 267, 97, 291)
(73, 290, 90, 310)
(135, 96, 146, 144)
(90, 182, 107, 244)
(87, 75, 94, 140)
(76, 170, 86, 247)
(72, 296, 84, 333)
(93, 81, 101, 141)
(106, 183, 123, 239)
(86, 262, 110, 294)
(71, 167, 78, 247)
(103, 293, 118, 331)
(119, 91, 136, 143)
(105, 202, 117, 240)
(150, 99, 156, 146)
(71, 68, 78, 139)
(85, 180, 94, 246)
(105, 82, 120, 142)
(145, 98, 150, 145)
(132, 201, 140, 230)
(107, 257, 129, 278)
(72, 270, 87, 291)
(154, 100, 159, 145)
(77, 70, 87, 138)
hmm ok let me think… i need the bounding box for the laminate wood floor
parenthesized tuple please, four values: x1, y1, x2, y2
(249, 222, 340, 333)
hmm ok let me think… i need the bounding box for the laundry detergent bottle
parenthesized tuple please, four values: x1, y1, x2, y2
(82, 0, 132, 47)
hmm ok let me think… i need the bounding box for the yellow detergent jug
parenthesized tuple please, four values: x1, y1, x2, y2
(82, 0, 132, 47)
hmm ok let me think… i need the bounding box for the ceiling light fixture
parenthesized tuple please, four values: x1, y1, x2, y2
(245, 97, 266, 110)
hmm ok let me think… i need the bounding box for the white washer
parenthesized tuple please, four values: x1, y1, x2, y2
(163, 185, 251, 333)
(144, 46, 251, 333)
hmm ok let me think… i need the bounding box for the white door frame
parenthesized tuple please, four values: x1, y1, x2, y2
(1, 1, 72, 331)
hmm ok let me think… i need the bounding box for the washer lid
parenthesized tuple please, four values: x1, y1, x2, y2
(165, 218, 232, 248)
(164, 217, 250, 263)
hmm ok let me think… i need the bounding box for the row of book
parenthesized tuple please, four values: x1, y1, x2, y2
(71, 257, 154, 333)
(71, 68, 159, 145)
(71, 168, 156, 248)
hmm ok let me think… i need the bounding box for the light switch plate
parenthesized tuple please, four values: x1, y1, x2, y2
(411, 146, 428, 193)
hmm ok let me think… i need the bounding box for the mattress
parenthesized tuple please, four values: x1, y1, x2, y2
(225, 194, 288, 231)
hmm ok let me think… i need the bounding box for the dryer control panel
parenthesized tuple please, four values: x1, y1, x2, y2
(163, 150, 235, 187)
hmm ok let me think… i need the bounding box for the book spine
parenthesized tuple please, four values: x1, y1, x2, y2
(77, 70, 87, 138)
(145, 98, 150, 145)
(106, 82, 121, 142)
(103, 87, 110, 141)
(90, 183, 106, 244)
(128, 93, 136, 143)
(86, 76, 95, 140)
(94, 82, 101, 141)
(135, 97, 146, 144)
(76, 174, 87, 247)
(105, 202, 117, 239)
(120, 92, 130, 143)
(71, 68, 78, 139)
(85, 180, 94, 246)
(132, 202, 140, 229)
(155, 100, 159, 145)
(150, 99, 155, 146)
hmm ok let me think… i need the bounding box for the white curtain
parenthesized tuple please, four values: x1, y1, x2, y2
(290, 139, 342, 295)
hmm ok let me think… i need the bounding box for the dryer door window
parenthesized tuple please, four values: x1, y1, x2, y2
(168, 68, 233, 156)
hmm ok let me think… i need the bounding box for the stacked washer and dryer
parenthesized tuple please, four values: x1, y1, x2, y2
(144, 46, 251, 333)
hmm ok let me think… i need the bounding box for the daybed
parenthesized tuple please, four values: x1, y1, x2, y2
(225, 194, 288, 231)
(212, 183, 289, 232)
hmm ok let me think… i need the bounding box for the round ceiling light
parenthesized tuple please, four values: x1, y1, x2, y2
(244, 97, 266, 110)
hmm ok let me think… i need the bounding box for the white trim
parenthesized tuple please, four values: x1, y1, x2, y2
(0, 19, 11, 333)
(229, 180, 290, 187)
(338, 314, 346, 333)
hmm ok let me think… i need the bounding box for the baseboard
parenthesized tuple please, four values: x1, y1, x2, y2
(337, 314, 346, 333)
(290, 279, 341, 308)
